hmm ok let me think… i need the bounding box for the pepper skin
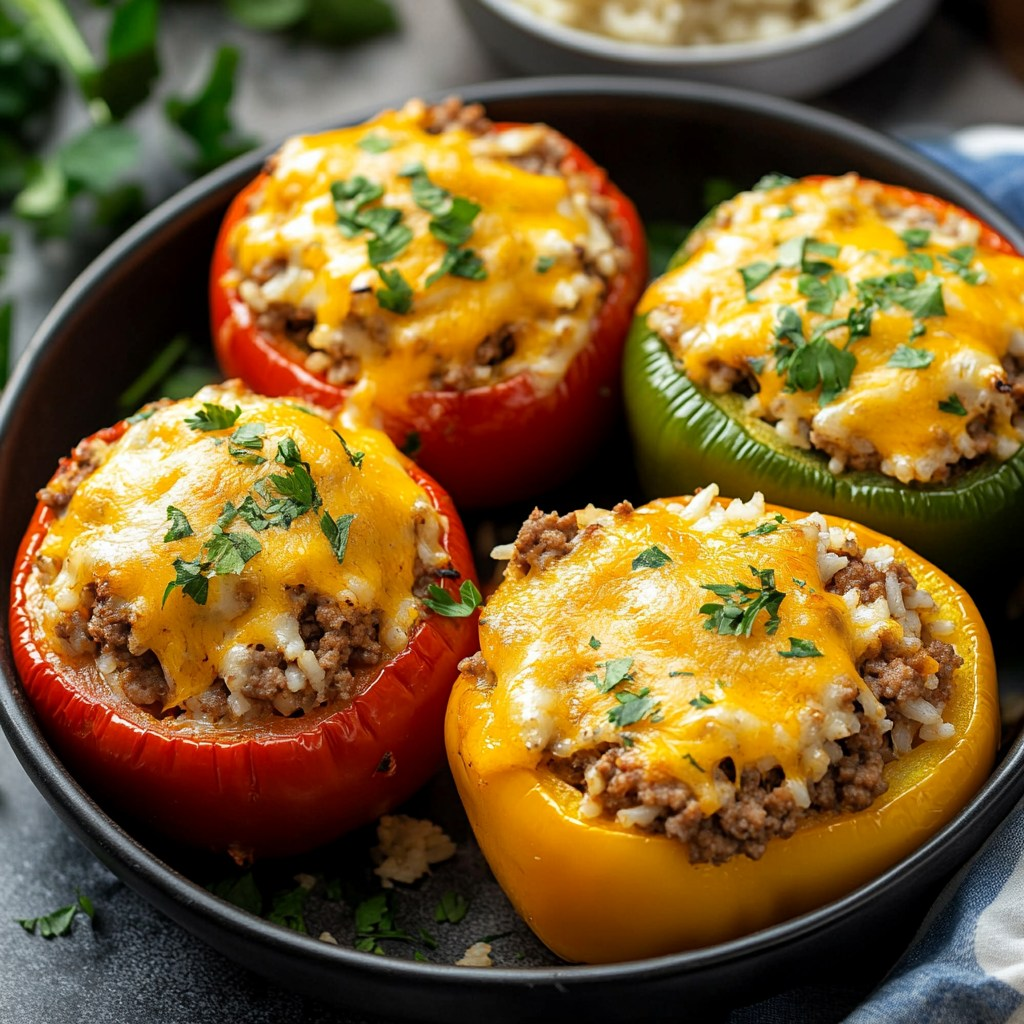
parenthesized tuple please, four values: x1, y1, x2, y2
(10, 419, 479, 860)
(211, 125, 647, 509)
(445, 502, 999, 963)
(622, 177, 1024, 583)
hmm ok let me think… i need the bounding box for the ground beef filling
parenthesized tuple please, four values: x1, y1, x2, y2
(234, 98, 626, 392)
(477, 512, 959, 864)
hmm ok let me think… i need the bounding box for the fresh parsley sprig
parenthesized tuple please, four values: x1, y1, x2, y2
(423, 579, 482, 618)
(699, 565, 786, 637)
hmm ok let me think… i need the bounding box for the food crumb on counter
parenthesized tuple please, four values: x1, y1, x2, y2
(372, 814, 457, 886)
(455, 941, 493, 967)
(319, 931, 338, 945)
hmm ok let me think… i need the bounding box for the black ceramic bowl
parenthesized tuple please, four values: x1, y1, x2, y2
(2, 78, 1023, 1023)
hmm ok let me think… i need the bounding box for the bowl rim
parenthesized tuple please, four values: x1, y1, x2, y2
(462, 0, 933, 67)
(2, 73, 1024, 999)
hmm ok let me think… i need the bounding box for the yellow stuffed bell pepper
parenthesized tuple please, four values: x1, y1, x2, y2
(445, 486, 999, 964)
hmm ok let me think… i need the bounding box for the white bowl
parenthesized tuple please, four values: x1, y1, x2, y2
(455, 0, 941, 98)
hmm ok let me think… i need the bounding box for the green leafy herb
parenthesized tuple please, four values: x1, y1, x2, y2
(939, 394, 967, 416)
(668, 670, 694, 677)
(367, 221, 413, 266)
(631, 545, 673, 571)
(799, 271, 847, 315)
(16, 892, 94, 938)
(331, 175, 385, 234)
(535, 255, 554, 273)
(165, 46, 255, 173)
(164, 505, 194, 542)
(778, 637, 823, 658)
(856, 272, 946, 319)
(376, 266, 413, 314)
(207, 872, 262, 915)
(752, 173, 794, 192)
(739, 260, 777, 299)
(404, 163, 450, 214)
(320, 510, 355, 564)
(227, 421, 266, 463)
(938, 245, 987, 285)
(185, 401, 241, 432)
(777, 205, 795, 220)
(266, 884, 308, 934)
(739, 513, 785, 538)
(423, 579, 482, 618)
(900, 228, 931, 250)
(429, 195, 481, 248)
(688, 692, 715, 708)
(434, 891, 469, 925)
(777, 236, 839, 276)
(772, 305, 857, 406)
(888, 344, 934, 369)
(700, 565, 786, 637)
(588, 635, 601, 650)
(893, 252, 935, 272)
(682, 752, 705, 772)
(608, 687, 662, 728)
(425, 246, 486, 286)
(204, 526, 261, 576)
(358, 133, 394, 153)
(792, 577, 806, 587)
(332, 429, 364, 469)
(588, 657, 634, 694)
(162, 557, 209, 606)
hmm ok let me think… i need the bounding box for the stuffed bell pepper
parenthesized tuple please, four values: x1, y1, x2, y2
(211, 98, 646, 507)
(10, 382, 479, 859)
(623, 173, 1024, 580)
(446, 485, 998, 962)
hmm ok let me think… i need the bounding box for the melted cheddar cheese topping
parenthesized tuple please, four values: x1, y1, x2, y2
(228, 100, 618, 403)
(639, 174, 1024, 484)
(34, 384, 447, 711)
(476, 489, 950, 816)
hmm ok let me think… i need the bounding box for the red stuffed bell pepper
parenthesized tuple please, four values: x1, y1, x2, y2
(210, 98, 646, 507)
(9, 383, 479, 860)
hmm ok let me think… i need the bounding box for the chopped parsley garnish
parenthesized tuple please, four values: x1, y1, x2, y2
(266, 883, 309, 934)
(688, 692, 715, 708)
(535, 255, 554, 273)
(227, 421, 266, 464)
(739, 260, 777, 299)
(777, 205, 795, 220)
(753, 173, 795, 192)
(164, 505, 194, 542)
(777, 236, 839, 276)
(423, 579, 482, 618)
(778, 637, 823, 658)
(357, 134, 394, 153)
(320, 511, 356, 564)
(792, 577, 806, 587)
(939, 394, 967, 416)
(588, 635, 601, 650)
(331, 175, 385, 237)
(888, 344, 934, 369)
(376, 266, 414, 314)
(631, 545, 673, 570)
(367, 220, 413, 267)
(434, 891, 469, 925)
(207, 872, 262, 915)
(428, 195, 481, 248)
(739, 513, 784, 538)
(938, 245, 988, 285)
(608, 687, 662, 728)
(893, 252, 935, 272)
(588, 657, 634, 694)
(424, 245, 486, 286)
(353, 892, 432, 957)
(772, 305, 857, 406)
(17, 892, 94, 939)
(204, 525, 262, 576)
(900, 228, 931, 250)
(856, 271, 946, 319)
(909, 320, 927, 340)
(185, 401, 242, 432)
(668, 670, 694, 677)
(333, 429, 365, 469)
(163, 557, 209, 606)
(700, 565, 786, 637)
(682, 752, 705, 772)
(799, 271, 847, 315)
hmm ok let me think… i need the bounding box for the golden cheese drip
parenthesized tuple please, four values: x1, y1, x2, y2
(38, 384, 444, 708)
(639, 174, 1024, 482)
(476, 498, 868, 814)
(229, 102, 607, 403)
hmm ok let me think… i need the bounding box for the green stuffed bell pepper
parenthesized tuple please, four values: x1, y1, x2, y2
(624, 173, 1024, 584)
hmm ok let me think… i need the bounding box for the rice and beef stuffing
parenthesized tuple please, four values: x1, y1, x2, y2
(225, 97, 632, 397)
(467, 489, 964, 865)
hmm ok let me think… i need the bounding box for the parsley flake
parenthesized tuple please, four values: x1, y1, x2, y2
(683, 752, 705, 772)
(357, 134, 394, 153)
(588, 635, 601, 650)
(778, 637, 823, 658)
(425, 246, 486, 287)
(888, 344, 934, 369)
(320, 511, 355, 564)
(739, 260, 777, 299)
(162, 557, 209, 606)
(16, 892, 94, 939)
(631, 545, 673, 570)
(900, 228, 931, 250)
(164, 505, 194, 542)
(227, 421, 266, 464)
(752, 173, 795, 192)
(938, 245, 988, 286)
(423, 579, 482, 618)
(434, 891, 469, 925)
(799, 271, 847, 315)
(185, 402, 242, 432)
(688, 692, 715, 708)
(589, 657, 634, 694)
(772, 305, 857, 406)
(700, 565, 786, 637)
(739, 514, 785, 538)
(333, 429, 365, 469)
(939, 394, 967, 416)
(608, 687, 662, 728)
(376, 266, 413, 314)
(535, 255, 554, 273)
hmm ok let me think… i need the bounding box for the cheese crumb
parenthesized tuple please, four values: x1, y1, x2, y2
(455, 941, 493, 967)
(372, 814, 456, 887)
